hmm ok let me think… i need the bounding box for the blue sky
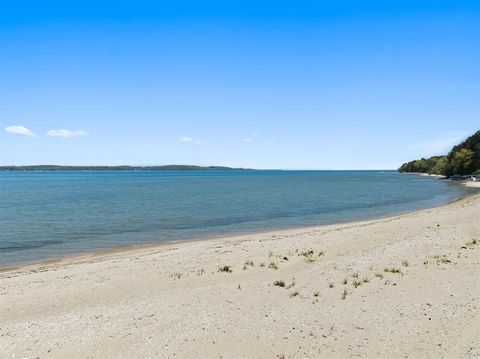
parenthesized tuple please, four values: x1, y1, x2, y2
(1, 0, 479, 169)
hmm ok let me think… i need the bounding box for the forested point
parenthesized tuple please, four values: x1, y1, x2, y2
(398, 130, 480, 177)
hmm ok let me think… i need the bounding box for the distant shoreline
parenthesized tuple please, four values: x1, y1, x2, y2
(0, 165, 254, 171)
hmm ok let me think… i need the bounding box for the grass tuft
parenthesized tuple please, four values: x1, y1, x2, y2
(170, 272, 182, 280)
(286, 279, 296, 289)
(218, 265, 232, 273)
(289, 291, 300, 298)
(352, 280, 361, 288)
(374, 272, 384, 279)
(384, 267, 402, 274)
(268, 261, 278, 270)
(273, 280, 286, 287)
(299, 249, 315, 257)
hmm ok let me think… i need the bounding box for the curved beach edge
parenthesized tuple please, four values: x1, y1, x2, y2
(1, 188, 479, 274)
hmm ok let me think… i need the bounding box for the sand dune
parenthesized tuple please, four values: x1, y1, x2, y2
(1, 194, 480, 358)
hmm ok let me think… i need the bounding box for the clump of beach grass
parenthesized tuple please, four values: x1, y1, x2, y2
(243, 260, 254, 270)
(273, 280, 286, 287)
(318, 250, 325, 257)
(351, 272, 359, 279)
(170, 272, 182, 280)
(259, 262, 266, 268)
(298, 248, 318, 263)
(467, 239, 478, 246)
(299, 249, 314, 257)
(328, 282, 335, 288)
(384, 267, 402, 274)
(402, 260, 409, 267)
(341, 289, 348, 300)
(362, 276, 369, 283)
(197, 268, 205, 276)
(286, 279, 296, 289)
(342, 278, 348, 285)
(289, 291, 300, 298)
(374, 272, 384, 279)
(352, 280, 361, 288)
(313, 291, 320, 297)
(218, 265, 232, 273)
(268, 261, 278, 270)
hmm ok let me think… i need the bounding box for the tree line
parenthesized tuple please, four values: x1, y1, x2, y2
(398, 130, 480, 176)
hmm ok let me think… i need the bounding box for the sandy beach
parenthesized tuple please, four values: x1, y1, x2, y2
(1, 193, 480, 358)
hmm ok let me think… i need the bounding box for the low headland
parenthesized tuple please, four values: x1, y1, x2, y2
(399, 130, 480, 179)
(0, 165, 252, 171)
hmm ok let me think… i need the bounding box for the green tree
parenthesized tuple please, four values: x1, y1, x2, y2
(430, 156, 448, 175)
(450, 148, 474, 175)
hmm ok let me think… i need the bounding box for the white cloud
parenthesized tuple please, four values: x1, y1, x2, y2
(47, 129, 88, 138)
(180, 136, 205, 145)
(4, 125, 37, 137)
(241, 132, 260, 143)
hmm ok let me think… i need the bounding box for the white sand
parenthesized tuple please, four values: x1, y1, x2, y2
(1, 194, 480, 358)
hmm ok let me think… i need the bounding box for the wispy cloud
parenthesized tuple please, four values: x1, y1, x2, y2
(407, 131, 470, 156)
(47, 129, 88, 138)
(241, 132, 259, 143)
(180, 136, 205, 145)
(242, 132, 275, 145)
(4, 125, 37, 137)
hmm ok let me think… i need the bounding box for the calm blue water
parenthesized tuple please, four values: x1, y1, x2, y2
(0, 170, 475, 266)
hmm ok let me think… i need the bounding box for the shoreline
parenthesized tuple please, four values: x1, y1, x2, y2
(2, 185, 478, 273)
(0, 189, 476, 273)
(2, 188, 478, 274)
(2, 190, 479, 358)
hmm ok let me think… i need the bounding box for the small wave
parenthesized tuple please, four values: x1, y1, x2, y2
(0, 240, 63, 253)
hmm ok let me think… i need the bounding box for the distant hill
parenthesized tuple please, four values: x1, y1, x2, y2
(398, 130, 480, 176)
(0, 165, 252, 172)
